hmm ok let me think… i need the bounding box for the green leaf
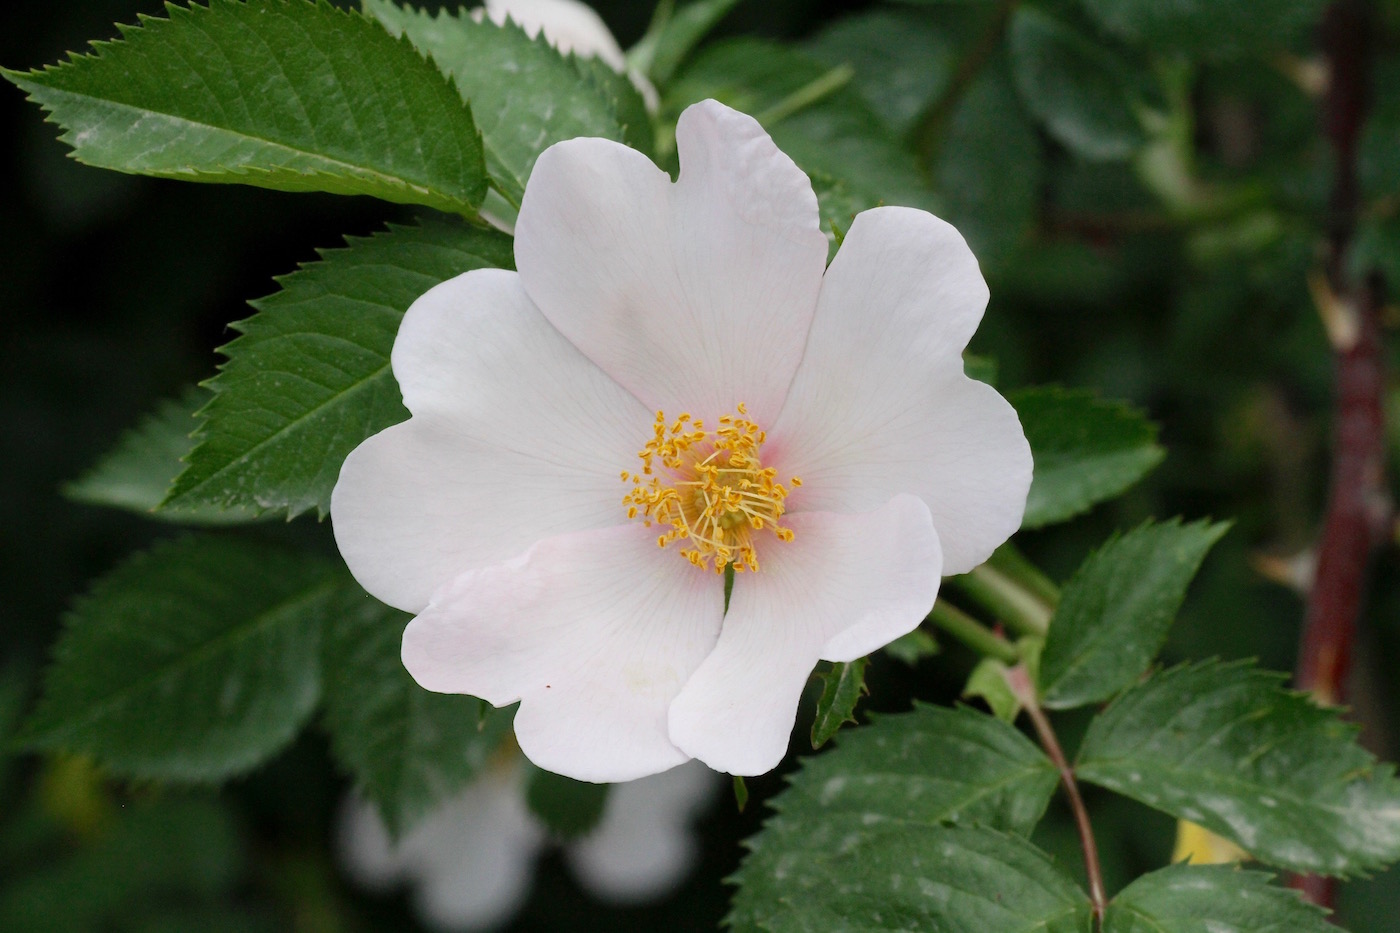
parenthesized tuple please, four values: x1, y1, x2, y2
(1008, 8, 1146, 162)
(1011, 386, 1166, 529)
(0, 797, 243, 933)
(4, 0, 486, 215)
(806, 6, 961, 137)
(64, 388, 260, 525)
(525, 766, 609, 839)
(321, 585, 513, 837)
(1078, 0, 1329, 59)
(163, 219, 513, 519)
(363, 0, 625, 210)
(18, 535, 334, 781)
(883, 629, 939, 666)
(632, 0, 743, 87)
(1039, 518, 1228, 709)
(668, 38, 936, 217)
(1104, 863, 1338, 932)
(933, 61, 1042, 269)
(965, 658, 1020, 722)
(731, 822, 1091, 932)
(810, 657, 869, 749)
(571, 54, 654, 157)
(1077, 660, 1400, 876)
(732, 705, 1064, 928)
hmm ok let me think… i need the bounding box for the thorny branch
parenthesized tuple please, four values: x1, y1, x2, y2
(1293, 0, 1391, 910)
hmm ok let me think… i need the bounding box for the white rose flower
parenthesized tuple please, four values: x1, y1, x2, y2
(331, 99, 1032, 782)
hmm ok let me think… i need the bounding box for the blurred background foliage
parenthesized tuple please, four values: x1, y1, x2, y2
(4, 0, 1400, 929)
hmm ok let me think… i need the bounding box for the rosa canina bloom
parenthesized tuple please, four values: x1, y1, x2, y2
(331, 99, 1032, 781)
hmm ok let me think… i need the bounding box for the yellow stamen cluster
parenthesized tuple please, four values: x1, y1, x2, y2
(621, 404, 801, 573)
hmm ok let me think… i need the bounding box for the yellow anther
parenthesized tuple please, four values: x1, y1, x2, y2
(621, 404, 799, 572)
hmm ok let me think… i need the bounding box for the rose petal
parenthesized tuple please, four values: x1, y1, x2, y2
(514, 99, 828, 427)
(769, 206, 1031, 574)
(402, 523, 726, 782)
(667, 495, 941, 775)
(331, 268, 650, 612)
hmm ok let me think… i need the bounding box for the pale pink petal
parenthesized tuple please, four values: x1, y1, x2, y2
(402, 524, 725, 782)
(667, 496, 941, 775)
(330, 268, 650, 612)
(768, 207, 1031, 574)
(565, 760, 720, 903)
(514, 99, 828, 427)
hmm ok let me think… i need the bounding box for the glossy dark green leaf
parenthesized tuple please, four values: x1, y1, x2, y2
(1009, 8, 1146, 161)
(164, 219, 513, 519)
(64, 388, 259, 525)
(525, 766, 609, 839)
(321, 585, 513, 837)
(18, 535, 334, 780)
(731, 704, 1064, 927)
(363, 0, 625, 210)
(731, 822, 1091, 933)
(1077, 660, 1400, 876)
(1039, 518, 1228, 708)
(1104, 864, 1338, 932)
(4, 0, 486, 214)
(1078, 0, 1329, 59)
(810, 657, 869, 748)
(1011, 386, 1166, 528)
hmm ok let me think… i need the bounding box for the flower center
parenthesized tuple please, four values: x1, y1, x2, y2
(621, 404, 801, 573)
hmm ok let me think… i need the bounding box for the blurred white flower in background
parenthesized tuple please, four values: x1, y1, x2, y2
(480, 0, 626, 70)
(338, 761, 720, 931)
(477, 0, 658, 109)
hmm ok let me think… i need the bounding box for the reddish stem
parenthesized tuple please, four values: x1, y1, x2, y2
(1292, 0, 1389, 911)
(1006, 666, 1107, 925)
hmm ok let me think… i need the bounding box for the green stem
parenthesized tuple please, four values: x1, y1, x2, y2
(928, 600, 1020, 664)
(754, 64, 855, 126)
(949, 564, 1052, 638)
(989, 544, 1061, 606)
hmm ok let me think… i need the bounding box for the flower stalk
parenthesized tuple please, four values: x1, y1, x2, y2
(1004, 665, 1106, 927)
(927, 600, 1019, 664)
(948, 563, 1052, 638)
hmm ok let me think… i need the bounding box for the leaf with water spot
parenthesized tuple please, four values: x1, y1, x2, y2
(1077, 660, 1400, 877)
(731, 822, 1090, 932)
(1039, 518, 1228, 709)
(731, 704, 1066, 929)
(1103, 863, 1338, 932)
